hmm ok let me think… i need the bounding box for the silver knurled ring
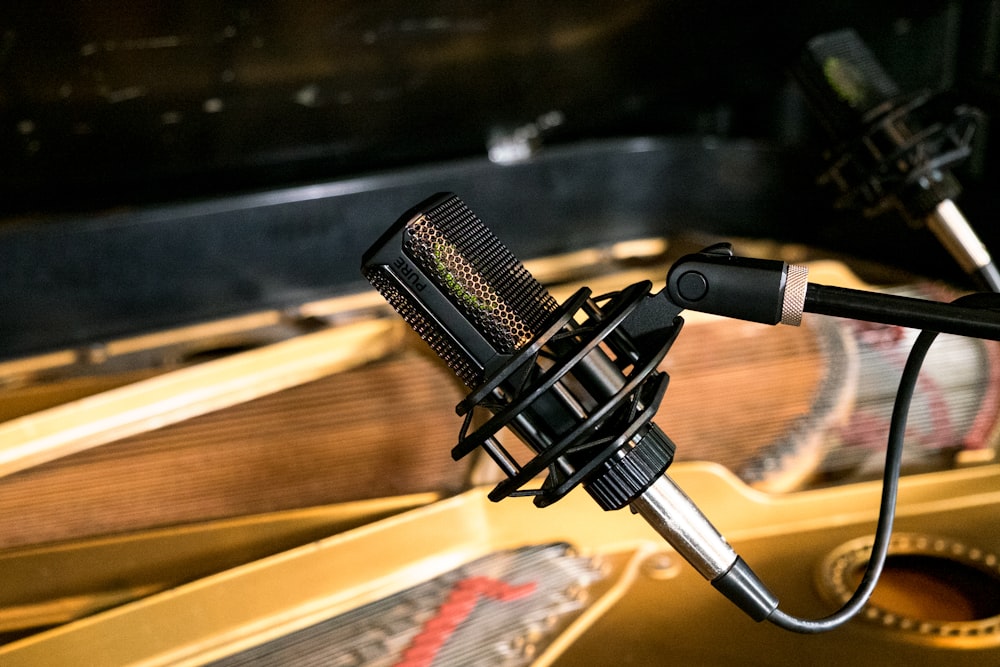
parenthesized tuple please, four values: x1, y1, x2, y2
(781, 264, 809, 326)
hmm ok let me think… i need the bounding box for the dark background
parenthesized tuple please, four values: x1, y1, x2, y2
(3, 1, 999, 358)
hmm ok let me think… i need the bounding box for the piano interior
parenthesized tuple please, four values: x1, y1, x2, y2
(2, 2, 1000, 665)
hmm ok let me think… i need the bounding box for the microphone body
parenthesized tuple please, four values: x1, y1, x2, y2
(362, 193, 778, 621)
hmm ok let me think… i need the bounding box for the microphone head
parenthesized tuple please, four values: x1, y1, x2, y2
(362, 193, 557, 388)
(793, 28, 901, 139)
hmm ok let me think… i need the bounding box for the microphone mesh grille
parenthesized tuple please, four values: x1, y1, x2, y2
(364, 194, 558, 388)
(366, 268, 482, 386)
(404, 195, 557, 355)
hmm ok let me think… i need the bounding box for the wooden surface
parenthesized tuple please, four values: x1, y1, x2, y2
(1, 260, 996, 550)
(0, 336, 470, 549)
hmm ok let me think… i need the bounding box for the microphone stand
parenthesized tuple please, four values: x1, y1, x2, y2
(660, 241, 1000, 631)
(804, 284, 1000, 339)
(665, 242, 1000, 340)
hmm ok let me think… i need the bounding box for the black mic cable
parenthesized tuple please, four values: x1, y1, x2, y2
(362, 193, 1000, 632)
(666, 244, 1000, 631)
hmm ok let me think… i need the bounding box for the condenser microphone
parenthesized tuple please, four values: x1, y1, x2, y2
(362, 192, 780, 623)
(793, 28, 1000, 292)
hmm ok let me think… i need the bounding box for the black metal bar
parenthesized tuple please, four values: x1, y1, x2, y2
(804, 283, 1000, 340)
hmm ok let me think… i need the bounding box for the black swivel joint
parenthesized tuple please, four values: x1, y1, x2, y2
(666, 243, 808, 327)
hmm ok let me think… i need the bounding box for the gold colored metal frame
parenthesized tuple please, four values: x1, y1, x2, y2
(2, 462, 998, 666)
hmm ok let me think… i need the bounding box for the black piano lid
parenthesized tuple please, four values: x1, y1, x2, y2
(0, 1, 993, 358)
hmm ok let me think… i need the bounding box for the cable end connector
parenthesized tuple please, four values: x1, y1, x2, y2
(712, 557, 780, 622)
